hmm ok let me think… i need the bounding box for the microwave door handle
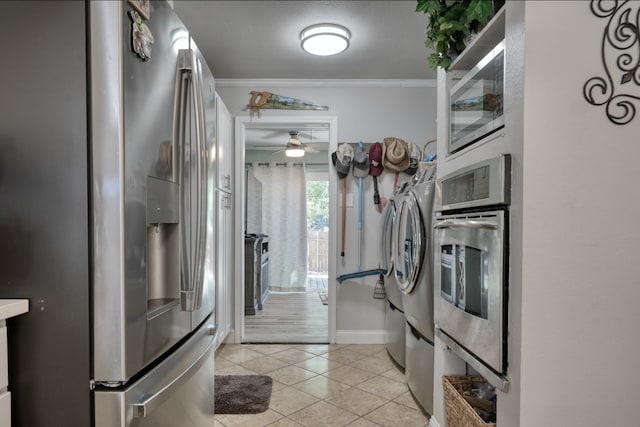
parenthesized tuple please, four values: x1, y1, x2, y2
(434, 219, 497, 230)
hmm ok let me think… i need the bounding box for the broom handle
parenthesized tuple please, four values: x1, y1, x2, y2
(341, 178, 346, 256)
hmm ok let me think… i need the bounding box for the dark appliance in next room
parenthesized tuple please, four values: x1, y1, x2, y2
(258, 237, 269, 309)
(244, 234, 269, 314)
(434, 154, 511, 391)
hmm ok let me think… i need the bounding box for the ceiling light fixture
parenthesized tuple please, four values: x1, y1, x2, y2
(300, 23, 350, 56)
(285, 135, 305, 157)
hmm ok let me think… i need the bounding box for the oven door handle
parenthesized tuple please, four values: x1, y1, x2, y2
(434, 219, 497, 230)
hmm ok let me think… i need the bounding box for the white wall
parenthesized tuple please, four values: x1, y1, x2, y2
(218, 83, 436, 338)
(433, 2, 640, 426)
(519, 2, 640, 425)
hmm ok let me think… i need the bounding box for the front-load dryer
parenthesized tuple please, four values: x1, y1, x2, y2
(381, 181, 410, 368)
(393, 166, 437, 414)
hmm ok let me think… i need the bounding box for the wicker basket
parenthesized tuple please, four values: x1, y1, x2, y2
(443, 375, 496, 427)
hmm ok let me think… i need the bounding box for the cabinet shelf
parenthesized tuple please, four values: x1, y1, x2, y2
(450, 6, 505, 71)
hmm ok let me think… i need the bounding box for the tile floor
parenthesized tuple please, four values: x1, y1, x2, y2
(214, 343, 430, 427)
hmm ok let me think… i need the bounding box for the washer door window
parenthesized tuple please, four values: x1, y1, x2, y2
(393, 191, 425, 294)
(381, 200, 397, 277)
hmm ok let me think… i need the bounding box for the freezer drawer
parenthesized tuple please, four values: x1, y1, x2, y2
(95, 318, 217, 427)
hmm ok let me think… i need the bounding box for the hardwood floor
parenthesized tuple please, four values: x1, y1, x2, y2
(244, 290, 328, 343)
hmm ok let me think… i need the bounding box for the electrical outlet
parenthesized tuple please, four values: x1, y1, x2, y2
(339, 193, 354, 207)
(346, 193, 354, 207)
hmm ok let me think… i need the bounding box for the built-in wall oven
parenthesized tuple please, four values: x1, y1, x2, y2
(434, 154, 511, 390)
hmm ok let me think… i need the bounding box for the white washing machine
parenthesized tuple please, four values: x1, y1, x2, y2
(381, 180, 410, 368)
(393, 166, 437, 414)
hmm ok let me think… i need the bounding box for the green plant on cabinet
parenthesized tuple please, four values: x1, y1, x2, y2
(416, 0, 496, 70)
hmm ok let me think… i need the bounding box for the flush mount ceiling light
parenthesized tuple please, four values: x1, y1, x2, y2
(300, 24, 350, 56)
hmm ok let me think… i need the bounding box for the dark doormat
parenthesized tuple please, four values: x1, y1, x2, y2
(214, 375, 273, 414)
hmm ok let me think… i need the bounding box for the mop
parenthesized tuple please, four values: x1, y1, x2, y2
(353, 141, 367, 271)
(331, 143, 353, 257)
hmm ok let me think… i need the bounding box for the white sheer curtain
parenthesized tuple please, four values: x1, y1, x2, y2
(250, 162, 308, 292)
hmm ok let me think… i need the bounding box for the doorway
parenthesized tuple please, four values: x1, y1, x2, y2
(234, 116, 338, 344)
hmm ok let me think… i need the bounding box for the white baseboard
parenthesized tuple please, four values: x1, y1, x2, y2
(429, 416, 442, 427)
(336, 330, 386, 344)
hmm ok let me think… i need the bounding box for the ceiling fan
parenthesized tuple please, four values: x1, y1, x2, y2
(259, 130, 325, 157)
(284, 131, 306, 157)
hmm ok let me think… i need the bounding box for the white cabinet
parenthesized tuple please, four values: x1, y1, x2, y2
(0, 300, 29, 427)
(216, 94, 233, 193)
(215, 190, 233, 345)
(214, 94, 234, 346)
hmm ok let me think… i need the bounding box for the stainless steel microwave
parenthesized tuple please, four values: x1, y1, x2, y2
(449, 40, 505, 154)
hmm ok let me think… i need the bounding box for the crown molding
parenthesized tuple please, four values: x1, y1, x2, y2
(215, 79, 437, 88)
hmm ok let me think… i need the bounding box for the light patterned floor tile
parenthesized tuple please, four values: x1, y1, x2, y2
(271, 379, 288, 392)
(380, 366, 406, 383)
(347, 418, 383, 426)
(269, 365, 318, 385)
(240, 356, 290, 374)
(325, 387, 388, 416)
(288, 401, 359, 427)
(215, 357, 237, 371)
(270, 348, 316, 364)
(212, 343, 428, 427)
(267, 418, 304, 427)
(215, 364, 260, 376)
(323, 365, 377, 387)
(214, 409, 283, 427)
(249, 344, 297, 355)
(269, 386, 319, 416)
(294, 355, 342, 374)
(291, 375, 351, 400)
(218, 345, 265, 364)
(295, 344, 330, 356)
(326, 344, 348, 352)
(393, 391, 422, 412)
(324, 348, 368, 365)
(351, 354, 396, 375)
(356, 375, 408, 400)
(344, 344, 385, 356)
(364, 401, 428, 427)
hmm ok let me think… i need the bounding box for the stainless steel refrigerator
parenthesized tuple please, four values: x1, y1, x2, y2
(0, 1, 218, 425)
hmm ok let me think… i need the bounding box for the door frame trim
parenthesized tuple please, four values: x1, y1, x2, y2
(233, 115, 338, 344)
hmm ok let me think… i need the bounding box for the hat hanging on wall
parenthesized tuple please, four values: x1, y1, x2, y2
(352, 144, 370, 178)
(369, 142, 383, 177)
(405, 142, 422, 175)
(382, 137, 410, 173)
(331, 142, 354, 178)
(369, 142, 386, 212)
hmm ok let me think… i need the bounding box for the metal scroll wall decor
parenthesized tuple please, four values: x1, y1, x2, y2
(584, 0, 640, 125)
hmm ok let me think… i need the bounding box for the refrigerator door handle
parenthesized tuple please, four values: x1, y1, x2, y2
(191, 56, 207, 312)
(176, 49, 196, 310)
(132, 326, 216, 418)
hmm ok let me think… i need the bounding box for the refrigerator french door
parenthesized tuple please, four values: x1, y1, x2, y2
(0, 1, 216, 426)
